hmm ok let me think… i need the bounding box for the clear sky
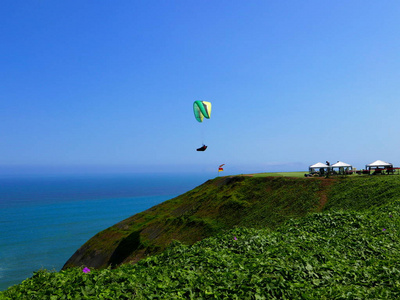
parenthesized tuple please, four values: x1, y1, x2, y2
(1, 1, 400, 175)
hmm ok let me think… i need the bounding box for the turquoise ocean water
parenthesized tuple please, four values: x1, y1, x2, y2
(0, 173, 212, 291)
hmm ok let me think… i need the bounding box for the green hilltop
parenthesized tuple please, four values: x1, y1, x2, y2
(3, 174, 400, 299)
(62, 175, 329, 269)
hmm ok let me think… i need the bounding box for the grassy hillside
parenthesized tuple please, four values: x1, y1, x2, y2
(3, 195, 400, 298)
(251, 171, 307, 178)
(3, 174, 400, 298)
(62, 176, 328, 270)
(325, 175, 400, 211)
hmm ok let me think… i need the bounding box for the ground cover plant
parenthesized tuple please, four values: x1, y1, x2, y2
(324, 175, 400, 211)
(252, 172, 306, 178)
(3, 198, 400, 299)
(63, 176, 324, 270)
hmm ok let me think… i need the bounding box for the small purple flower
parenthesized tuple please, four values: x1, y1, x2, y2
(382, 228, 386, 232)
(83, 267, 90, 273)
(389, 215, 393, 218)
(234, 236, 237, 240)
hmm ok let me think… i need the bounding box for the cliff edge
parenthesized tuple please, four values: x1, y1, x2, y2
(63, 176, 332, 270)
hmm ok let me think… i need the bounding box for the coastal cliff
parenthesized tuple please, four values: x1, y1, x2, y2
(6, 175, 400, 298)
(63, 175, 332, 270)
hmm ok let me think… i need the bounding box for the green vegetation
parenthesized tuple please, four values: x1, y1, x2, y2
(3, 174, 400, 298)
(325, 175, 400, 212)
(62, 176, 326, 270)
(3, 199, 400, 299)
(251, 171, 307, 178)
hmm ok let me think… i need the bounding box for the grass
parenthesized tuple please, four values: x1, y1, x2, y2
(251, 171, 400, 179)
(3, 174, 400, 298)
(251, 171, 307, 178)
(3, 199, 400, 299)
(324, 175, 400, 212)
(62, 176, 327, 270)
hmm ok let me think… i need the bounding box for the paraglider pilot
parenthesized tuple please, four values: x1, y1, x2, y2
(197, 144, 207, 151)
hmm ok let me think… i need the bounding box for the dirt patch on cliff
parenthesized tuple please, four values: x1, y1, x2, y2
(317, 178, 335, 211)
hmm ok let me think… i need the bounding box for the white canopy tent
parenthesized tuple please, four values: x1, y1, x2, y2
(331, 161, 353, 175)
(365, 160, 393, 174)
(366, 160, 393, 168)
(309, 162, 330, 175)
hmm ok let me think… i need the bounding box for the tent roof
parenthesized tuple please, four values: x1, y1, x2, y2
(331, 161, 352, 167)
(366, 160, 392, 167)
(309, 162, 329, 168)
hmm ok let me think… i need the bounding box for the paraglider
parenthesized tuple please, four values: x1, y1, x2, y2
(193, 101, 211, 151)
(197, 145, 208, 151)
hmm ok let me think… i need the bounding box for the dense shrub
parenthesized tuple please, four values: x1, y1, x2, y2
(3, 199, 400, 299)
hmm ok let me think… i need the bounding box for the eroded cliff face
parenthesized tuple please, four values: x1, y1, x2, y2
(63, 176, 332, 270)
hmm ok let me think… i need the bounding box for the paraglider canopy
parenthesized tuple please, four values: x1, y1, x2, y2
(193, 101, 211, 151)
(193, 101, 211, 122)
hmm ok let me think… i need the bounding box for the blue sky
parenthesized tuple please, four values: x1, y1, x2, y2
(1, 1, 400, 175)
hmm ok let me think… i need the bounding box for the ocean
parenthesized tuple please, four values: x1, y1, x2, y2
(0, 172, 212, 291)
